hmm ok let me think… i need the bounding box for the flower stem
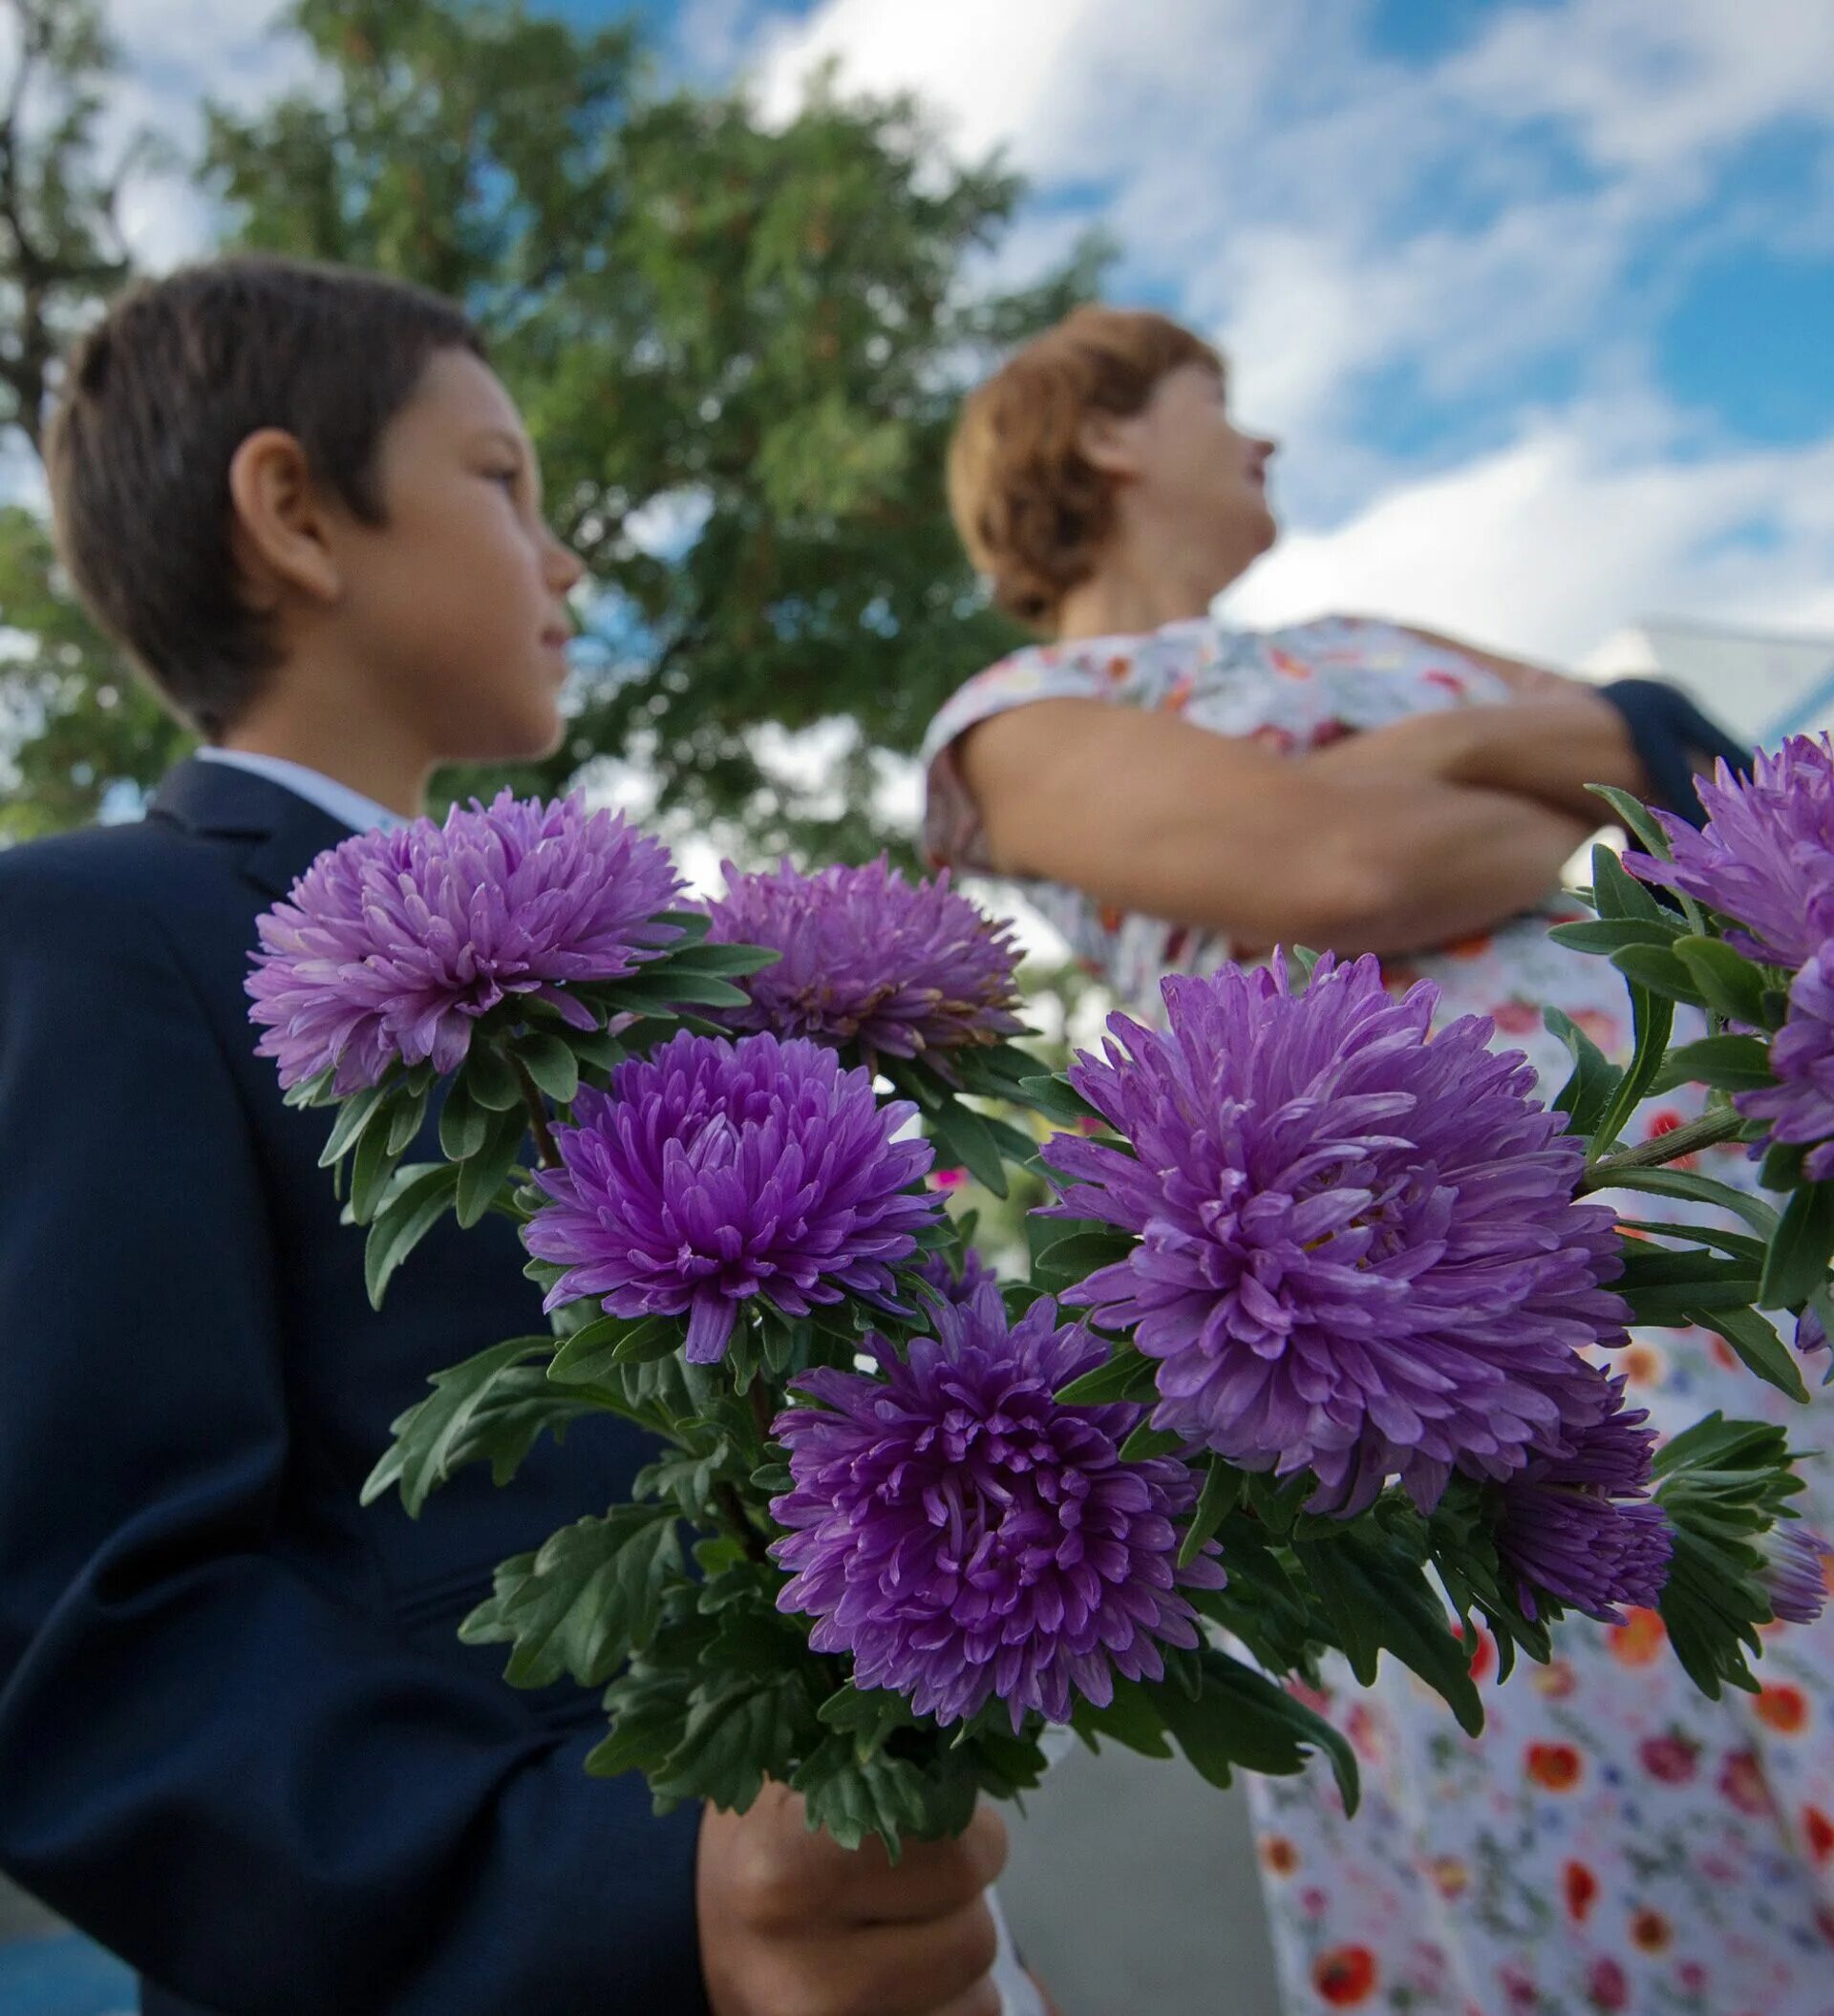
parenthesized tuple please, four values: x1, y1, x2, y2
(511, 1056, 563, 1169)
(1577, 1106, 1747, 1193)
(715, 1480, 770, 1564)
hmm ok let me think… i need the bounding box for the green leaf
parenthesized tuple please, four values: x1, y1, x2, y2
(1547, 917, 1684, 955)
(456, 1101, 530, 1229)
(1589, 965, 1675, 1157)
(586, 1663, 694, 1781)
(1622, 1276, 1762, 1326)
(818, 1684, 916, 1763)
(1608, 943, 1701, 1009)
(792, 1736, 949, 1857)
(364, 1160, 461, 1308)
(348, 1118, 407, 1225)
(1069, 1676, 1174, 1760)
(648, 1675, 810, 1814)
(604, 970, 752, 1011)
(384, 1085, 432, 1155)
(1016, 1074, 1102, 1125)
(924, 1097, 1009, 1198)
(459, 1040, 523, 1112)
(437, 1076, 491, 1161)
(1030, 1228, 1136, 1292)
(361, 1336, 557, 1516)
(317, 1081, 390, 1171)
(660, 940, 779, 978)
(458, 1506, 683, 1687)
(549, 1314, 681, 1385)
(1760, 1181, 1834, 1310)
(1120, 1421, 1184, 1462)
(1292, 1534, 1483, 1735)
(1602, 1166, 1779, 1239)
(1672, 936, 1775, 1029)
(1544, 1006, 1621, 1137)
(1588, 783, 1676, 863)
(1692, 1305, 1809, 1404)
(1056, 1343, 1159, 1407)
(1653, 1035, 1775, 1094)
(516, 1030, 580, 1105)
(1590, 840, 1665, 922)
(1179, 1455, 1246, 1568)
(1150, 1648, 1359, 1813)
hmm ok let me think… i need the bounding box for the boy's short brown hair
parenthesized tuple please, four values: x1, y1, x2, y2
(947, 305, 1221, 631)
(48, 255, 483, 737)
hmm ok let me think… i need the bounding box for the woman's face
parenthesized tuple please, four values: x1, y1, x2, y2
(1100, 362, 1278, 589)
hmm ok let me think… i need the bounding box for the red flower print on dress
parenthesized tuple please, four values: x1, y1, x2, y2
(1803, 1802, 1834, 1862)
(1531, 1658, 1577, 1698)
(1490, 999, 1541, 1035)
(1525, 1742, 1582, 1791)
(1754, 1683, 1809, 1733)
(1423, 668, 1468, 697)
(1588, 1957, 1630, 2011)
(1631, 1906, 1672, 1951)
(1452, 1622, 1495, 1684)
(1563, 1859, 1597, 1921)
(1260, 1835, 1299, 1877)
(1677, 1960, 1707, 1994)
(1638, 1731, 1699, 1783)
(1608, 1606, 1667, 1666)
(1718, 1749, 1776, 1816)
(1312, 1945, 1377, 2006)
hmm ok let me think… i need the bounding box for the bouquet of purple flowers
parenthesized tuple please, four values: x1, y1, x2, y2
(245, 751, 1834, 1859)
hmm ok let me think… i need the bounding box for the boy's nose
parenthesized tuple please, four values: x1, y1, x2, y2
(544, 531, 586, 593)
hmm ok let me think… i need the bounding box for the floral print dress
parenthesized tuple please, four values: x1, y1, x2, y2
(921, 615, 1834, 2016)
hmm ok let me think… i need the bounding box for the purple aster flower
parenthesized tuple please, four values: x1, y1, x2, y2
(702, 857, 1024, 1072)
(1493, 1369, 1672, 1623)
(770, 1283, 1226, 1730)
(1042, 955, 1631, 1517)
(1757, 1522, 1832, 1625)
(914, 1241, 998, 1308)
(1624, 736, 1834, 969)
(524, 1030, 937, 1364)
(248, 792, 682, 1094)
(1737, 944, 1834, 1179)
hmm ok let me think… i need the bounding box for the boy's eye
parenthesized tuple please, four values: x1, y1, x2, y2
(486, 465, 522, 490)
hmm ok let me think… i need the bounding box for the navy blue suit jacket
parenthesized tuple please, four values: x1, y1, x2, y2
(0, 758, 708, 2013)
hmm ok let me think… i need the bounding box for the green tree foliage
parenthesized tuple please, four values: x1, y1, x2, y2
(0, 0, 1102, 855)
(0, 0, 168, 837)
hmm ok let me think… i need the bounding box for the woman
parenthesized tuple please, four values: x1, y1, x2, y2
(923, 306, 1834, 2015)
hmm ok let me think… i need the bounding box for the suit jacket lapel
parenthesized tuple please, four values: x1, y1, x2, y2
(148, 756, 355, 899)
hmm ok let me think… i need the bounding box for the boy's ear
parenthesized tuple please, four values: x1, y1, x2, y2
(226, 428, 344, 609)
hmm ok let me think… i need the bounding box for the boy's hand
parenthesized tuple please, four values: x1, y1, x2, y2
(697, 1784, 1009, 2016)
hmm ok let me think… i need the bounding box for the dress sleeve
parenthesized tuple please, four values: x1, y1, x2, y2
(919, 645, 1133, 871)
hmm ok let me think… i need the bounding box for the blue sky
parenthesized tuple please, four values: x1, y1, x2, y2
(86, 0, 1834, 664)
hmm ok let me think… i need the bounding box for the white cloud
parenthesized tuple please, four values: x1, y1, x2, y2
(98, 0, 304, 267)
(1228, 403, 1834, 664)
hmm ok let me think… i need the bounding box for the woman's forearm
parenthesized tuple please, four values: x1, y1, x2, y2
(1134, 776, 1592, 957)
(1308, 700, 1648, 823)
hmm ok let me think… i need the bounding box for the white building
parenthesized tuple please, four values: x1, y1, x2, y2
(1580, 618, 1834, 749)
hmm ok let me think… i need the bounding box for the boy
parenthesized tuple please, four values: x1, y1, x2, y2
(0, 258, 1008, 2016)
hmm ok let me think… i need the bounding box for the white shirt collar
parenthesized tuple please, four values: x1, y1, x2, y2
(196, 749, 406, 834)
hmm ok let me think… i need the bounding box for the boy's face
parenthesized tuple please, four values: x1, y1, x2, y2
(335, 349, 582, 764)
